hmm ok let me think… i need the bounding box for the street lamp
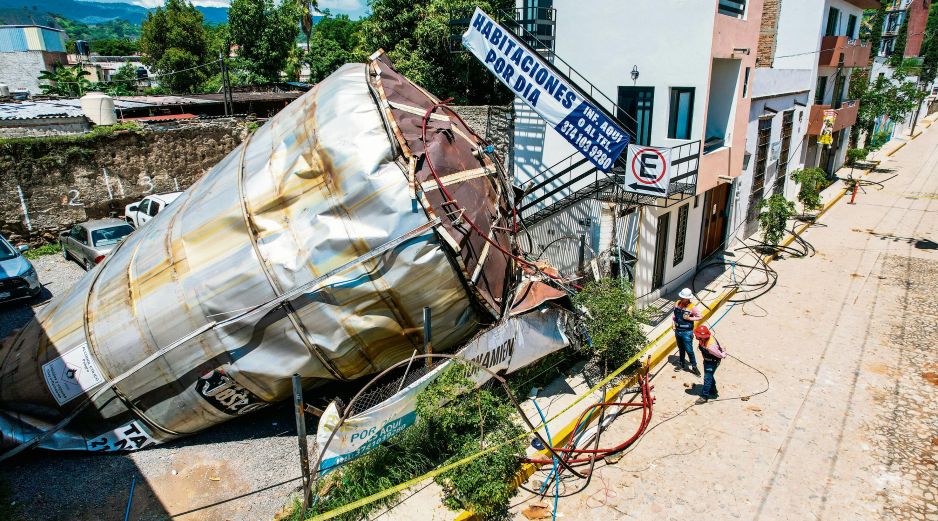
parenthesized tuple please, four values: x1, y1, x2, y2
(630, 65, 639, 85)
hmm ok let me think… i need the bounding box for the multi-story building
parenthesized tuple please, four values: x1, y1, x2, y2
(731, 0, 875, 244)
(872, 0, 932, 141)
(510, 0, 762, 304)
(0, 24, 68, 95)
(879, 0, 930, 58)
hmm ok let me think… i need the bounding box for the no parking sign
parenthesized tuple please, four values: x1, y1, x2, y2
(624, 144, 673, 195)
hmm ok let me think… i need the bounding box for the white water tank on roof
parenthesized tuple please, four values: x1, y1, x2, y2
(0, 84, 9, 97)
(80, 91, 117, 126)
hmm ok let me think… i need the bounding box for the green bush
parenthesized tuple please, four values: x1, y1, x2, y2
(302, 363, 525, 521)
(846, 148, 868, 166)
(572, 278, 647, 368)
(758, 194, 795, 247)
(791, 167, 828, 214)
(868, 131, 891, 151)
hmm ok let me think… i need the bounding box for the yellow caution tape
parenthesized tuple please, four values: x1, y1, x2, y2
(309, 157, 892, 521)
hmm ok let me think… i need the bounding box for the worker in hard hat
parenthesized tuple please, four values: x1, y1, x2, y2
(693, 325, 726, 404)
(672, 288, 702, 376)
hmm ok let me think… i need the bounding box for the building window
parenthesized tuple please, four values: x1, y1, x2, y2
(618, 86, 654, 146)
(846, 14, 857, 38)
(673, 204, 689, 266)
(743, 67, 751, 98)
(668, 87, 695, 140)
(825, 7, 840, 36)
(747, 117, 772, 224)
(815, 76, 828, 105)
(718, 0, 746, 18)
(775, 110, 794, 194)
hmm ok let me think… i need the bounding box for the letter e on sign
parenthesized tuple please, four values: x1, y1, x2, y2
(624, 145, 673, 196)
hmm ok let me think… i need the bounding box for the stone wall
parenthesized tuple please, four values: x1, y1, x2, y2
(0, 119, 249, 244)
(0, 105, 513, 245)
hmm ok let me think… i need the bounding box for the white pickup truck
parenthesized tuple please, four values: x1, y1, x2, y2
(124, 192, 183, 228)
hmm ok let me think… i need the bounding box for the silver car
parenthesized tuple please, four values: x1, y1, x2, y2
(59, 219, 135, 270)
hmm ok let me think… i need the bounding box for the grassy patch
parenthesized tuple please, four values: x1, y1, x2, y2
(0, 122, 143, 148)
(23, 243, 61, 260)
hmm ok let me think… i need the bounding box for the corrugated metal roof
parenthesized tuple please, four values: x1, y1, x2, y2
(0, 100, 84, 120)
(124, 113, 198, 122)
(0, 26, 65, 53)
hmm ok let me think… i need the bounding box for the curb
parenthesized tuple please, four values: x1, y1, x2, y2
(453, 124, 923, 521)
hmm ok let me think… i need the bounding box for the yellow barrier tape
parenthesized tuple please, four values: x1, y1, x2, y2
(309, 155, 894, 521)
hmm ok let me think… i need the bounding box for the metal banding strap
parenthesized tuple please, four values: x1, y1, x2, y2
(0, 217, 444, 465)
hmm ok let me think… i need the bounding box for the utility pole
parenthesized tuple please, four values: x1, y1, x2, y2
(910, 80, 925, 138)
(219, 43, 234, 116)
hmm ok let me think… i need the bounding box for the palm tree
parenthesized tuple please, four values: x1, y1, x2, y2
(37, 64, 93, 97)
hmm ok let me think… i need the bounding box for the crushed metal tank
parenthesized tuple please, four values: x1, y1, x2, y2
(0, 53, 518, 452)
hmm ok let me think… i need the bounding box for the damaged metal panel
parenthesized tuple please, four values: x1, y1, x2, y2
(0, 57, 519, 452)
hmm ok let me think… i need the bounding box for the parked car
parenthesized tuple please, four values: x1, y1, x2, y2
(124, 192, 183, 227)
(59, 219, 135, 270)
(0, 235, 41, 303)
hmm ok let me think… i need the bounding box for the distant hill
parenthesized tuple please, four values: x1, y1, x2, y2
(0, 0, 228, 26)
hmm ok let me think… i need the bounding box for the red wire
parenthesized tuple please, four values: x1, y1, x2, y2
(523, 373, 654, 465)
(419, 101, 580, 289)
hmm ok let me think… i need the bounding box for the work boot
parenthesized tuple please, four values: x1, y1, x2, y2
(694, 397, 708, 405)
(689, 365, 701, 376)
(674, 362, 685, 372)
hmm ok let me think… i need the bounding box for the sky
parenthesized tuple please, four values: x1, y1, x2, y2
(80, 0, 370, 18)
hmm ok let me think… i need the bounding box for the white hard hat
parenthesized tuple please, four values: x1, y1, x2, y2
(678, 288, 693, 299)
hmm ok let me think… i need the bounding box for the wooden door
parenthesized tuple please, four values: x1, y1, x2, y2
(652, 212, 670, 289)
(700, 183, 731, 260)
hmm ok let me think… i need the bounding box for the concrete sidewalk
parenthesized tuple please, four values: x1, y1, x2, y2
(506, 108, 938, 520)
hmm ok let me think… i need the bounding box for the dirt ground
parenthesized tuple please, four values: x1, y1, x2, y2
(505, 122, 938, 520)
(0, 247, 308, 521)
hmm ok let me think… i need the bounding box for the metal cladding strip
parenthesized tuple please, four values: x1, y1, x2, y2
(369, 59, 414, 158)
(0, 217, 443, 464)
(418, 167, 493, 192)
(234, 126, 347, 381)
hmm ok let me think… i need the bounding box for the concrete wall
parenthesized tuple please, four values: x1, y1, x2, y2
(0, 119, 249, 243)
(0, 50, 62, 93)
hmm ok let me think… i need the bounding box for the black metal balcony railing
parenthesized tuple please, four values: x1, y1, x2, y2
(718, 0, 746, 18)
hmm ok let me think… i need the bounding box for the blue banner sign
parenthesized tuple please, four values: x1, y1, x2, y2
(462, 7, 629, 173)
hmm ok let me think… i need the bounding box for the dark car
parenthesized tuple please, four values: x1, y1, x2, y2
(0, 235, 41, 303)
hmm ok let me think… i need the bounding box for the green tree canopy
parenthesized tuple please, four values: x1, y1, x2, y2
(37, 63, 92, 97)
(228, 0, 300, 82)
(102, 62, 138, 96)
(920, 1, 938, 84)
(361, 0, 514, 104)
(305, 12, 365, 82)
(90, 38, 139, 56)
(888, 11, 909, 67)
(139, 0, 211, 93)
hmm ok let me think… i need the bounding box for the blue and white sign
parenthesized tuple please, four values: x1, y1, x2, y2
(462, 7, 629, 173)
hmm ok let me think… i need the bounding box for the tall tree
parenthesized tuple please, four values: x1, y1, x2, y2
(228, 0, 300, 82)
(920, 1, 938, 84)
(306, 12, 364, 82)
(888, 10, 909, 67)
(361, 0, 514, 104)
(139, 0, 211, 93)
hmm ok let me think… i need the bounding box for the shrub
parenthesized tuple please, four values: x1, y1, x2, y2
(791, 167, 828, 214)
(758, 194, 795, 247)
(303, 363, 525, 521)
(22, 243, 61, 260)
(846, 148, 867, 167)
(572, 278, 647, 368)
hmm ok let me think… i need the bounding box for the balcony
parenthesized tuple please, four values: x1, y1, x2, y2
(807, 100, 859, 136)
(818, 36, 871, 68)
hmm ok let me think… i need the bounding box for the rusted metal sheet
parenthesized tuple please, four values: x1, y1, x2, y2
(0, 57, 521, 452)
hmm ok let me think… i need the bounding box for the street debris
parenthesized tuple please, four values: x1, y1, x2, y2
(0, 52, 572, 456)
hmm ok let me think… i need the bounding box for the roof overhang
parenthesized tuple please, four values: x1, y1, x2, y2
(844, 0, 881, 10)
